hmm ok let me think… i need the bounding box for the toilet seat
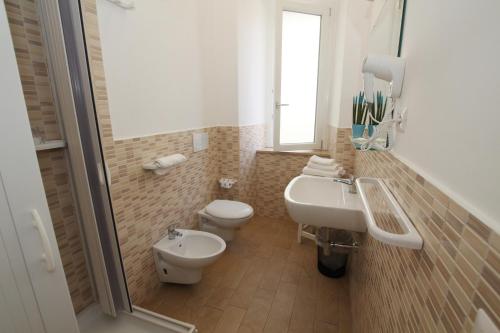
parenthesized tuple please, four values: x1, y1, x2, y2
(199, 200, 254, 241)
(205, 200, 253, 220)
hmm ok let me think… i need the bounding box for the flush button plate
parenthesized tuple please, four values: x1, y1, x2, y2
(193, 132, 209, 152)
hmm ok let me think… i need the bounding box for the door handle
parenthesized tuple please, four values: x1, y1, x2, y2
(275, 103, 290, 108)
(31, 210, 56, 272)
(97, 162, 105, 186)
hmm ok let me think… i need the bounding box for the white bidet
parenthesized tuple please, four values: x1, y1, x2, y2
(153, 229, 226, 284)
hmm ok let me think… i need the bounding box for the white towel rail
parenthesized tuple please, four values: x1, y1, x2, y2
(356, 177, 423, 250)
(143, 154, 187, 176)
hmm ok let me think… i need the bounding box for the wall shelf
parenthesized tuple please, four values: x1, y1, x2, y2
(350, 136, 388, 151)
(35, 140, 66, 152)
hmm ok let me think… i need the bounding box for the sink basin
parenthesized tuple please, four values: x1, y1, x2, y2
(284, 175, 366, 232)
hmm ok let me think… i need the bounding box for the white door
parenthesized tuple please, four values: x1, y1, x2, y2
(0, 2, 80, 332)
(274, 3, 332, 151)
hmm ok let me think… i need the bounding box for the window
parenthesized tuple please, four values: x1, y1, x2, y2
(274, 5, 331, 150)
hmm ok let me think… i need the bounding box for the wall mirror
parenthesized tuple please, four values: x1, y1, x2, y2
(368, 0, 407, 57)
(366, 0, 407, 117)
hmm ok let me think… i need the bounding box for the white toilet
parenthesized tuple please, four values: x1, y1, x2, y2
(153, 229, 226, 284)
(198, 200, 254, 241)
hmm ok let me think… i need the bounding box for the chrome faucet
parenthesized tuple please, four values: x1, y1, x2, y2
(333, 175, 357, 194)
(167, 224, 183, 240)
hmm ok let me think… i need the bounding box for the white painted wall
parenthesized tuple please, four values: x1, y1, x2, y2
(394, 0, 500, 231)
(328, 0, 500, 229)
(97, 0, 273, 139)
(237, 0, 273, 126)
(197, 0, 239, 127)
(97, 0, 206, 139)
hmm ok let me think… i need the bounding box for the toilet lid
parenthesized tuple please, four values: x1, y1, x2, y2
(206, 200, 253, 219)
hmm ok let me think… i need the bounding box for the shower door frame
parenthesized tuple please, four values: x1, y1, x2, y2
(38, 0, 198, 331)
(36, 0, 131, 315)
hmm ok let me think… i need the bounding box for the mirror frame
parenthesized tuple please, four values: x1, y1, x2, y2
(397, 0, 407, 57)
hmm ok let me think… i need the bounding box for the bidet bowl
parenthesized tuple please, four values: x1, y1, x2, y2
(284, 175, 366, 232)
(153, 229, 226, 269)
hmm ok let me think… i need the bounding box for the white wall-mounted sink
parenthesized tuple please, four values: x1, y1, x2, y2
(284, 175, 366, 232)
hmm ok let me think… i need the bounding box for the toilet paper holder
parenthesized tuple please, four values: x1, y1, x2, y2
(219, 178, 237, 189)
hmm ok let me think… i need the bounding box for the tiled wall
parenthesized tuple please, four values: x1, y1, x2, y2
(237, 124, 266, 205)
(328, 126, 355, 175)
(107, 128, 221, 302)
(106, 126, 332, 303)
(217, 126, 241, 201)
(255, 152, 312, 220)
(350, 150, 500, 332)
(252, 127, 355, 221)
(5, 0, 94, 314)
(102, 125, 268, 303)
(4, 0, 60, 141)
(216, 124, 266, 205)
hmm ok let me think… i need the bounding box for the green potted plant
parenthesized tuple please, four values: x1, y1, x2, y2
(368, 91, 387, 137)
(352, 92, 367, 145)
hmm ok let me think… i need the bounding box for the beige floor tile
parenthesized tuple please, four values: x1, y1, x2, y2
(281, 261, 304, 285)
(139, 286, 169, 311)
(239, 305, 270, 332)
(228, 287, 255, 309)
(193, 306, 223, 333)
(272, 246, 291, 261)
(205, 286, 236, 310)
(259, 268, 284, 292)
(238, 326, 260, 333)
(289, 296, 316, 333)
(138, 217, 353, 333)
(263, 282, 298, 333)
(239, 288, 274, 332)
(263, 319, 290, 333)
(219, 259, 251, 289)
(154, 302, 198, 323)
(338, 320, 352, 333)
(314, 321, 338, 333)
(214, 305, 246, 333)
(315, 295, 340, 325)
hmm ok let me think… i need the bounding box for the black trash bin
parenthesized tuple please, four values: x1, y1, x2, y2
(316, 229, 352, 278)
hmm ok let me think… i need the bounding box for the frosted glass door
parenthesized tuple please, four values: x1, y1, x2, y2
(279, 11, 321, 145)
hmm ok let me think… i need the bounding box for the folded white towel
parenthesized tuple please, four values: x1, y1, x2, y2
(302, 166, 344, 178)
(307, 161, 339, 172)
(154, 154, 187, 168)
(309, 155, 335, 166)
